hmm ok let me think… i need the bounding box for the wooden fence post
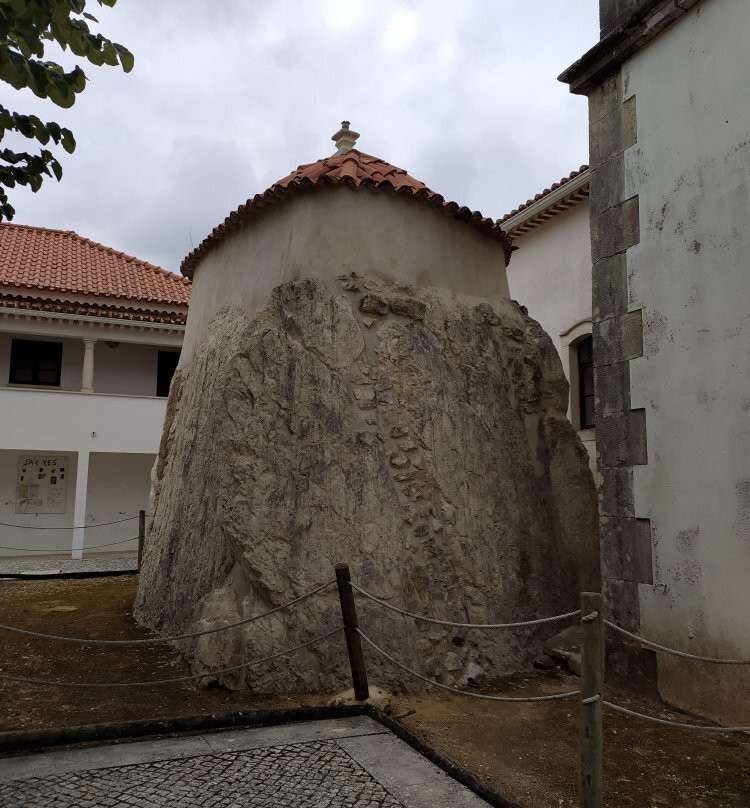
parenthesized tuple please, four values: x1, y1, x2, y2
(137, 510, 145, 571)
(579, 591, 604, 808)
(335, 563, 370, 701)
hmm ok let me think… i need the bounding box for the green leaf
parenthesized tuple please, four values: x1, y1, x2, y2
(0, 192, 17, 221)
(69, 65, 87, 92)
(13, 113, 34, 138)
(101, 42, 119, 67)
(60, 127, 76, 154)
(114, 42, 134, 73)
(14, 37, 34, 60)
(47, 76, 76, 108)
(46, 120, 62, 141)
(67, 27, 90, 57)
(0, 51, 31, 91)
(0, 0, 131, 213)
(86, 45, 104, 66)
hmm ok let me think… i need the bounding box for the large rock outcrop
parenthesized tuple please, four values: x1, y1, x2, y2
(134, 275, 599, 691)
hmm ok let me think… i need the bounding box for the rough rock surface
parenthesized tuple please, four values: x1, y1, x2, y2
(134, 275, 599, 692)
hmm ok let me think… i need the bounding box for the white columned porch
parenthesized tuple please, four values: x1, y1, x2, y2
(81, 338, 97, 393)
(71, 450, 90, 559)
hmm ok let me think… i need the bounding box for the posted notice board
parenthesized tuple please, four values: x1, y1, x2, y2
(16, 455, 70, 514)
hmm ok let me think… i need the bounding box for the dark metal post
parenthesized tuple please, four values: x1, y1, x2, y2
(137, 510, 146, 571)
(579, 591, 604, 808)
(335, 563, 369, 701)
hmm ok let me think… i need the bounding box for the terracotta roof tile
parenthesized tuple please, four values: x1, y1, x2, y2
(0, 294, 187, 325)
(499, 165, 589, 224)
(0, 223, 191, 306)
(181, 150, 510, 278)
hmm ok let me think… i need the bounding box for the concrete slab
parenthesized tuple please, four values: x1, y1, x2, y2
(339, 732, 491, 807)
(199, 714, 387, 752)
(0, 717, 492, 807)
(0, 555, 137, 576)
(0, 734, 213, 781)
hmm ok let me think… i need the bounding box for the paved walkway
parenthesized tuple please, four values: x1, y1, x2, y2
(0, 555, 137, 576)
(0, 716, 490, 807)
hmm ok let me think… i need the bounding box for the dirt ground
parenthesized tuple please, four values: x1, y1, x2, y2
(0, 576, 748, 808)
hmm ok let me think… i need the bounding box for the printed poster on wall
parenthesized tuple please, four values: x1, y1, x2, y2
(16, 455, 69, 514)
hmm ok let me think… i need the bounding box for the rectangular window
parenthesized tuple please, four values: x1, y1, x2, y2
(9, 339, 63, 387)
(577, 336, 595, 429)
(156, 350, 180, 397)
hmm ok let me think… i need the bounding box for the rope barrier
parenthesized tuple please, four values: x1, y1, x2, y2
(351, 583, 580, 629)
(604, 619, 750, 665)
(357, 628, 580, 702)
(2, 555, 746, 748)
(0, 579, 337, 645)
(0, 516, 138, 530)
(603, 699, 750, 733)
(0, 627, 343, 688)
(0, 536, 140, 553)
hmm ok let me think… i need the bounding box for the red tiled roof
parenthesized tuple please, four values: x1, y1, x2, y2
(181, 150, 511, 278)
(0, 223, 191, 306)
(499, 165, 590, 236)
(500, 165, 589, 222)
(0, 294, 187, 325)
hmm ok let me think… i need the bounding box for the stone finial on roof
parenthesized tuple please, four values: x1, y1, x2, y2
(331, 120, 360, 155)
(180, 135, 513, 277)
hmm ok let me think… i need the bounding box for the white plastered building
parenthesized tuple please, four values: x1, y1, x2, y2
(501, 167, 597, 479)
(0, 223, 189, 558)
(558, 0, 750, 724)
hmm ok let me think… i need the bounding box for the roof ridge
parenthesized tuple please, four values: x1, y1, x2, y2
(181, 148, 505, 277)
(0, 223, 191, 306)
(0, 221, 187, 283)
(0, 222, 75, 236)
(499, 164, 589, 223)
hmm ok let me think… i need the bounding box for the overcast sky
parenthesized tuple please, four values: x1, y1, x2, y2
(4, 1, 599, 273)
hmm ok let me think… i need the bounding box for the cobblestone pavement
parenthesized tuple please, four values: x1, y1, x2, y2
(2, 740, 402, 808)
(0, 554, 137, 576)
(0, 717, 490, 808)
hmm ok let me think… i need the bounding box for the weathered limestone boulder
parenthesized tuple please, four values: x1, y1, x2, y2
(134, 274, 599, 691)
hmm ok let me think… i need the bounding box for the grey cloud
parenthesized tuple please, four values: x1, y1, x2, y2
(116, 136, 260, 271)
(7, 0, 599, 272)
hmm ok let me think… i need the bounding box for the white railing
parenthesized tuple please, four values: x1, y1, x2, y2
(0, 387, 167, 454)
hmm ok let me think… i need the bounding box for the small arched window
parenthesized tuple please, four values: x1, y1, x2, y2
(577, 336, 595, 429)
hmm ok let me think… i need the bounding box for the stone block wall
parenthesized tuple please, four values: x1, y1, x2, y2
(588, 70, 654, 666)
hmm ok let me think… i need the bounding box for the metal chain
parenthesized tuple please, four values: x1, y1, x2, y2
(351, 582, 580, 629)
(0, 627, 343, 688)
(357, 628, 579, 702)
(0, 516, 138, 530)
(604, 700, 750, 732)
(0, 579, 337, 645)
(604, 619, 750, 665)
(0, 536, 140, 553)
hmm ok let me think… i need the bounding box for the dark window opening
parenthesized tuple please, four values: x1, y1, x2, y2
(157, 350, 180, 397)
(9, 339, 63, 386)
(577, 336, 595, 429)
